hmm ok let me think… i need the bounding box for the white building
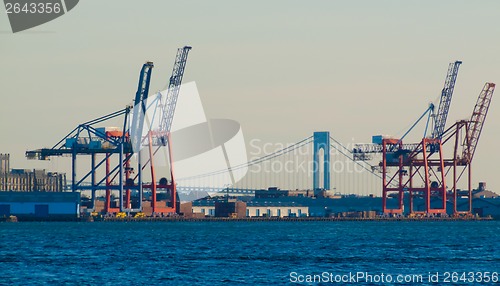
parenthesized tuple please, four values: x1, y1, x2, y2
(191, 199, 309, 217)
(246, 205, 308, 217)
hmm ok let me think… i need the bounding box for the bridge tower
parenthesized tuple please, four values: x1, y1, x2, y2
(313, 131, 330, 191)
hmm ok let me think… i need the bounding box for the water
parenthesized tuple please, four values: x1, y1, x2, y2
(0, 221, 498, 285)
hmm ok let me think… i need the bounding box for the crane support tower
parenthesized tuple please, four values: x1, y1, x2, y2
(380, 137, 447, 215)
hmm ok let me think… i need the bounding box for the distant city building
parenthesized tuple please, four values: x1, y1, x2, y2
(472, 182, 498, 199)
(191, 197, 310, 218)
(0, 153, 67, 192)
(255, 187, 314, 199)
(214, 201, 247, 218)
(246, 202, 308, 218)
(189, 182, 500, 219)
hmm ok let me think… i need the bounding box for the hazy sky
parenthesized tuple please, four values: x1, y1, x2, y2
(1, 1, 500, 192)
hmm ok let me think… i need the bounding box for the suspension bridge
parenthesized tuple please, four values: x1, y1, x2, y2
(175, 132, 382, 197)
(59, 132, 384, 198)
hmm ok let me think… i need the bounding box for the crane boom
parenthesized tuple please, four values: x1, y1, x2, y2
(159, 46, 192, 139)
(462, 82, 495, 163)
(130, 62, 154, 152)
(431, 60, 462, 139)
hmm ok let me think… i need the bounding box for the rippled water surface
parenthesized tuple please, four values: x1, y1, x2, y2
(0, 221, 498, 285)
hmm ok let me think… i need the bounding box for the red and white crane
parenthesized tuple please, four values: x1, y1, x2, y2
(145, 46, 192, 214)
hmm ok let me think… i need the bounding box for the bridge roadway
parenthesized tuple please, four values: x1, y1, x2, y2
(67, 182, 256, 196)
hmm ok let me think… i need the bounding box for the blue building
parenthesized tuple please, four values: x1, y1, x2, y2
(0, 191, 80, 220)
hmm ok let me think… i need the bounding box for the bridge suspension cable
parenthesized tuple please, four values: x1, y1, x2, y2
(329, 136, 382, 179)
(176, 136, 314, 182)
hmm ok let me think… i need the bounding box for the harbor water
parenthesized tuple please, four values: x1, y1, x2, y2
(0, 221, 498, 285)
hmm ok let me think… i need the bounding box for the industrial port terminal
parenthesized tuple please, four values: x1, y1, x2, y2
(1, 46, 499, 221)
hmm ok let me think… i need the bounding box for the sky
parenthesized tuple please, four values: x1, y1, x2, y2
(1, 0, 500, 193)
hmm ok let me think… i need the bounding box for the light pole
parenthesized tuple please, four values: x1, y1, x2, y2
(223, 183, 232, 202)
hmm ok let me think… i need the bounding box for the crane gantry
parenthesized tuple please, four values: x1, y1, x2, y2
(442, 82, 496, 215)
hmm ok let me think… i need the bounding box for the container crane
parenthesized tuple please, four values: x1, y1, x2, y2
(351, 61, 464, 215)
(146, 46, 192, 214)
(24, 62, 156, 213)
(24, 47, 194, 216)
